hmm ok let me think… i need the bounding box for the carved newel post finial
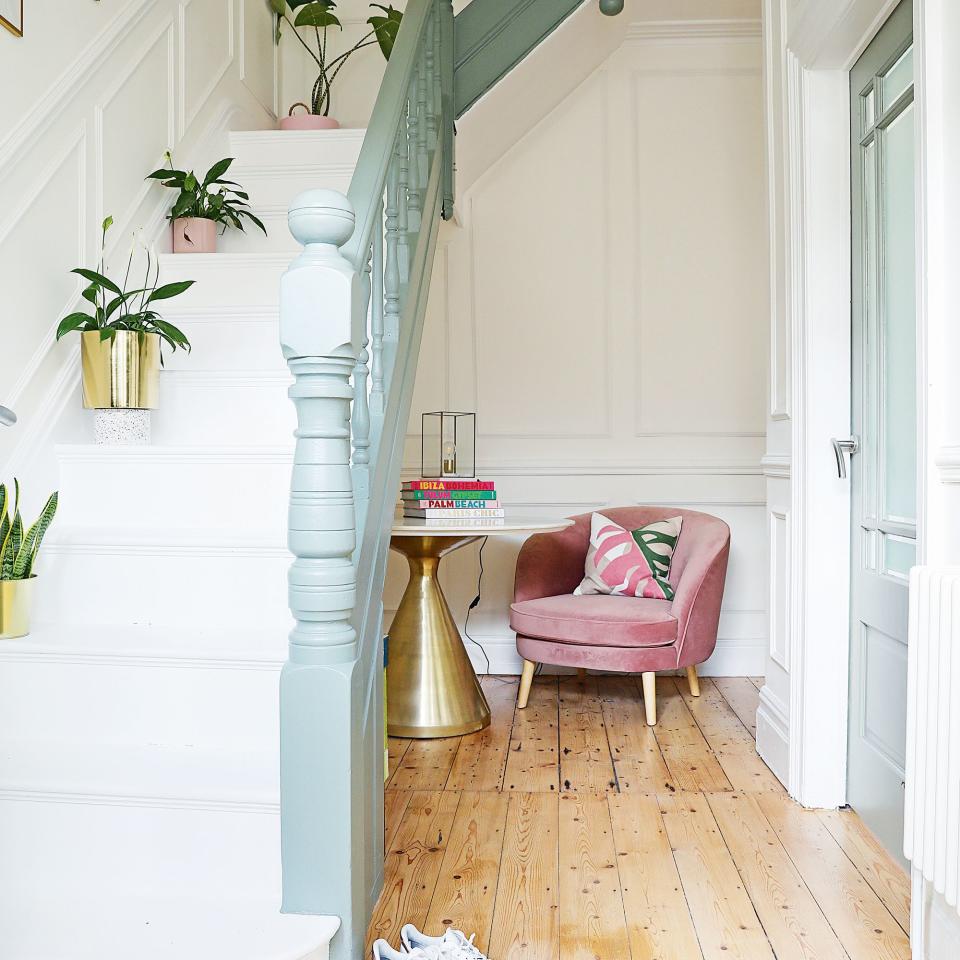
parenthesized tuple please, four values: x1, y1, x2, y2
(280, 188, 360, 665)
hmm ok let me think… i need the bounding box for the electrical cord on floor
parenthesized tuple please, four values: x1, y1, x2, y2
(463, 537, 492, 675)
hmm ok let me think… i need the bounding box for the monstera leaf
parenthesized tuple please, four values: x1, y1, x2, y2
(368, 4, 402, 59)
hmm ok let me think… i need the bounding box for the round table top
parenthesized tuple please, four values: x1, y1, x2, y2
(391, 514, 574, 537)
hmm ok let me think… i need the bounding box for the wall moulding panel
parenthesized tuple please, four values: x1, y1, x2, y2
(0, 0, 278, 478)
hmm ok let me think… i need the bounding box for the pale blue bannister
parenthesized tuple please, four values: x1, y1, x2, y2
(277, 2, 453, 958)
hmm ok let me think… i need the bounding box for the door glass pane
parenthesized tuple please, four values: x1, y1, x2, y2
(880, 104, 916, 523)
(862, 87, 875, 132)
(884, 535, 915, 578)
(881, 46, 913, 110)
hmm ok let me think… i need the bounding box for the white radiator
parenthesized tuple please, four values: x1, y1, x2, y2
(905, 567, 960, 912)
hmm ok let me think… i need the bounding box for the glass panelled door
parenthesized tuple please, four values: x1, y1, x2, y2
(847, 0, 915, 863)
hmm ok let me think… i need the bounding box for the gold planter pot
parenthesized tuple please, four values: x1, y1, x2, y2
(0, 578, 33, 639)
(81, 330, 160, 410)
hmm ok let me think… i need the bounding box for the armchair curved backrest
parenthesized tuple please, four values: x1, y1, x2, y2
(514, 507, 730, 666)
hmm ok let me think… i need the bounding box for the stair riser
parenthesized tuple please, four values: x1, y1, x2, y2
(0, 657, 281, 755)
(36, 550, 292, 629)
(152, 374, 296, 445)
(0, 800, 284, 899)
(218, 210, 300, 253)
(227, 168, 355, 212)
(159, 313, 286, 372)
(228, 128, 365, 169)
(57, 455, 293, 531)
(157, 257, 287, 308)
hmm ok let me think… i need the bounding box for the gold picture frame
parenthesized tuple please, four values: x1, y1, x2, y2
(0, 0, 23, 37)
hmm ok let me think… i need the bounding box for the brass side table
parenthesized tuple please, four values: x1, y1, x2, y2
(388, 515, 573, 739)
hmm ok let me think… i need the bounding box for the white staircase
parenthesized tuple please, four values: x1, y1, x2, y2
(0, 130, 365, 959)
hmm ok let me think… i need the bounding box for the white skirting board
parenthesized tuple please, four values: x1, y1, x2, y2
(756, 684, 790, 788)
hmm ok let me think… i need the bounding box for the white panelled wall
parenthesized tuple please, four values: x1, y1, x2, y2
(385, 15, 769, 678)
(0, 0, 278, 496)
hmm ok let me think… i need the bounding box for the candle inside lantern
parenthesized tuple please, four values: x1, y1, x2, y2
(441, 439, 457, 476)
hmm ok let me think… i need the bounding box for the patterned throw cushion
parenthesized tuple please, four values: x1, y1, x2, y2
(574, 513, 682, 601)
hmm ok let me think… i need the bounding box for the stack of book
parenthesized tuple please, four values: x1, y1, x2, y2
(401, 478, 503, 524)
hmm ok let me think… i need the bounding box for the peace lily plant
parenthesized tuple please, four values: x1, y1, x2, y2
(147, 152, 266, 254)
(0, 480, 58, 640)
(272, 0, 401, 129)
(56, 216, 194, 411)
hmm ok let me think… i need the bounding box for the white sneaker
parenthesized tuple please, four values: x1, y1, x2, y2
(400, 924, 490, 959)
(371, 939, 407, 960)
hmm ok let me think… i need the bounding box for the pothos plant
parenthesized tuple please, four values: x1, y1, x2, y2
(146, 152, 266, 237)
(272, 1, 402, 118)
(0, 480, 58, 581)
(55, 216, 194, 356)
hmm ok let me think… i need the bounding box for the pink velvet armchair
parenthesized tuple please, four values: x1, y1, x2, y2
(510, 507, 730, 725)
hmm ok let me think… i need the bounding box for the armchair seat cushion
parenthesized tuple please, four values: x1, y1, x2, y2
(510, 594, 677, 648)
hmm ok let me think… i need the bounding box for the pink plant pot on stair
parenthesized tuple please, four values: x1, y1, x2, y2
(279, 103, 340, 131)
(172, 217, 217, 254)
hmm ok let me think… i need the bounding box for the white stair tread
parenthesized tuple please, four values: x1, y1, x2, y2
(0, 739, 278, 807)
(0, 622, 287, 663)
(0, 894, 338, 959)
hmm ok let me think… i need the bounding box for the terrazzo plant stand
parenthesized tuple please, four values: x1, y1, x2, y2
(94, 409, 151, 445)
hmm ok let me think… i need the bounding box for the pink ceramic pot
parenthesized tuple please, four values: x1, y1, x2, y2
(279, 105, 340, 131)
(172, 218, 217, 254)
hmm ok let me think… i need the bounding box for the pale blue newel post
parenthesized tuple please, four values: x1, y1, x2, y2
(278, 189, 362, 953)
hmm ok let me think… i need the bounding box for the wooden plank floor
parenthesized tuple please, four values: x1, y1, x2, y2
(373, 674, 911, 960)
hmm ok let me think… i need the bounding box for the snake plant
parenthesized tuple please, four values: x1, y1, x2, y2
(0, 481, 58, 580)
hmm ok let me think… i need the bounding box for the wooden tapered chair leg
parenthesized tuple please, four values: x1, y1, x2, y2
(641, 671, 657, 726)
(686, 664, 701, 697)
(518, 659, 536, 709)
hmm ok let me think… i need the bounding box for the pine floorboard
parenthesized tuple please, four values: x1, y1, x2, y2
(371, 675, 909, 960)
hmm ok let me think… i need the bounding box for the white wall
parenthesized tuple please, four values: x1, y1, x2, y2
(385, 7, 769, 676)
(0, 0, 278, 502)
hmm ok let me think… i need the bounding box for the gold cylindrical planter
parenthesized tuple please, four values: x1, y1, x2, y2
(81, 330, 160, 410)
(0, 578, 33, 639)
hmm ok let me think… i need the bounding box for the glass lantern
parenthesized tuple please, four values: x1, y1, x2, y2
(421, 411, 476, 479)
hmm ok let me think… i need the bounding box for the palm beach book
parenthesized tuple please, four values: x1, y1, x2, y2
(402, 508, 505, 519)
(403, 499, 501, 510)
(402, 489, 498, 500)
(402, 479, 495, 492)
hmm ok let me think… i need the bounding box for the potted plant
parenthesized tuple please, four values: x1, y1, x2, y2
(0, 480, 58, 640)
(272, 1, 401, 130)
(146, 152, 266, 254)
(56, 216, 194, 411)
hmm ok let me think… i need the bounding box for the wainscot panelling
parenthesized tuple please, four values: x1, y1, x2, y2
(0, 0, 278, 479)
(386, 20, 768, 676)
(97, 21, 176, 231)
(181, 0, 235, 135)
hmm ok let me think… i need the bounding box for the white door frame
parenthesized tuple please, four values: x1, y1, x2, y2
(778, 0, 924, 809)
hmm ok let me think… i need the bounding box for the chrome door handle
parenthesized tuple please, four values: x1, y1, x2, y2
(0, 406, 15, 427)
(832, 436, 859, 479)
